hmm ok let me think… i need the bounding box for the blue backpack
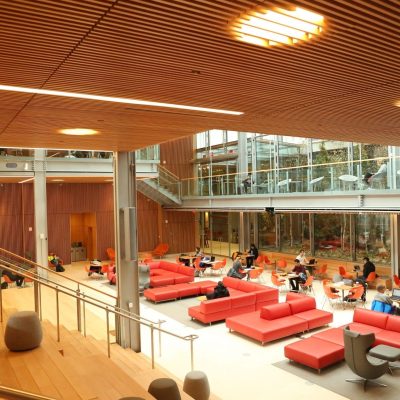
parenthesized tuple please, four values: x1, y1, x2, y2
(371, 300, 393, 314)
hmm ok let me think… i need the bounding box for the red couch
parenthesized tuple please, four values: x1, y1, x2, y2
(149, 261, 194, 287)
(144, 280, 218, 303)
(284, 308, 400, 371)
(188, 277, 278, 325)
(225, 293, 333, 345)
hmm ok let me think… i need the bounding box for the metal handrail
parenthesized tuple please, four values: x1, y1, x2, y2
(0, 247, 117, 300)
(0, 264, 198, 370)
(0, 255, 165, 342)
(158, 164, 180, 181)
(0, 385, 55, 400)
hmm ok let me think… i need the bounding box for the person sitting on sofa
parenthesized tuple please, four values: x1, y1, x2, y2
(289, 259, 307, 292)
(227, 256, 246, 280)
(206, 281, 230, 300)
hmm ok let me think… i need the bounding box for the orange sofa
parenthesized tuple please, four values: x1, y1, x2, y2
(226, 293, 333, 345)
(188, 277, 278, 325)
(149, 260, 194, 287)
(284, 308, 400, 371)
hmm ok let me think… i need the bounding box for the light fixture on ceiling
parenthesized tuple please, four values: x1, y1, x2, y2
(59, 128, 98, 136)
(104, 179, 113, 182)
(232, 6, 324, 47)
(19, 177, 34, 184)
(52, 179, 64, 182)
(0, 84, 243, 116)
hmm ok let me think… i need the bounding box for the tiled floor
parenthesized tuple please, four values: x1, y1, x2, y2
(62, 256, 384, 400)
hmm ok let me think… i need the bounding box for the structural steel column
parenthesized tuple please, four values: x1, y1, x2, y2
(34, 149, 48, 279)
(114, 152, 140, 351)
(390, 214, 400, 277)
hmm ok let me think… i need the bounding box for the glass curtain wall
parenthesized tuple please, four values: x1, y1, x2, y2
(280, 214, 310, 254)
(254, 134, 275, 193)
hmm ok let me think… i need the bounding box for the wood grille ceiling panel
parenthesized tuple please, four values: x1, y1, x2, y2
(0, 0, 399, 150)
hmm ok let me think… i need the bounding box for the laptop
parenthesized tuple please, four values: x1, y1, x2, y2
(390, 288, 400, 301)
(308, 259, 316, 265)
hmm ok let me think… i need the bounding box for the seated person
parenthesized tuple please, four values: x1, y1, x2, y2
(48, 253, 65, 272)
(199, 255, 212, 268)
(227, 256, 246, 280)
(288, 259, 307, 292)
(194, 246, 203, 257)
(206, 281, 230, 300)
(373, 285, 400, 315)
(88, 259, 103, 275)
(360, 256, 375, 280)
(1, 268, 24, 288)
(363, 161, 387, 187)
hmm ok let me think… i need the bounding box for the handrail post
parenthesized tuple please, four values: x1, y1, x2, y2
(76, 286, 82, 332)
(106, 308, 110, 358)
(190, 336, 194, 371)
(34, 280, 40, 316)
(158, 320, 162, 357)
(55, 287, 60, 342)
(82, 293, 87, 337)
(150, 323, 155, 369)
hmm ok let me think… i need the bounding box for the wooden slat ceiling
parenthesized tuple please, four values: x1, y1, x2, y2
(0, 0, 399, 151)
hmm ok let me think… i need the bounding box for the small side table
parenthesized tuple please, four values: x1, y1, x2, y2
(369, 344, 400, 374)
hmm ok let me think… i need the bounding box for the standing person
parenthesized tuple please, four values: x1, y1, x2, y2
(246, 244, 259, 268)
(288, 259, 307, 292)
(361, 257, 375, 280)
(227, 256, 246, 280)
(242, 175, 252, 194)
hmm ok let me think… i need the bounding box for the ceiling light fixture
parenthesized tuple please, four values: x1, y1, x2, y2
(0, 84, 243, 116)
(52, 179, 64, 182)
(232, 6, 324, 48)
(18, 177, 34, 184)
(59, 128, 98, 136)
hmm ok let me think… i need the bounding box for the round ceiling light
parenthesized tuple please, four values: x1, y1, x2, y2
(232, 6, 324, 47)
(59, 128, 98, 136)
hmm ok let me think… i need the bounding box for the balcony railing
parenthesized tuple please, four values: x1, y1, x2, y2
(181, 156, 399, 197)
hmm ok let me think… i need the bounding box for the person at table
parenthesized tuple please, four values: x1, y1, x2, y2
(245, 243, 258, 267)
(296, 250, 308, 265)
(360, 256, 375, 280)
(227, 256, 246, 280)
(288, 259, 307, 292)
(206, 281, 230, 300)
(194, 246, 203, 257)
(373, 285, 400, 315)
(88, 259, 103, 276)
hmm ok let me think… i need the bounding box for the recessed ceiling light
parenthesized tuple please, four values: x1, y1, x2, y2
(59, 128, 98, 136)
(0, 84, 243, 116)
(232, 6, 324, 47)
(52, 179, 64, 182)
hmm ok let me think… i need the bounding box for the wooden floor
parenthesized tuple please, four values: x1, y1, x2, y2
(0, 295, 196, 399)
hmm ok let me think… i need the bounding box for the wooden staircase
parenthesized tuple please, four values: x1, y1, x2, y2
(0, 308, 195, 400)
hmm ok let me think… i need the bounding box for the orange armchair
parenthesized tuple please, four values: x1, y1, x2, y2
(152, 243, 169, 258)
(339, 266, 352, 279)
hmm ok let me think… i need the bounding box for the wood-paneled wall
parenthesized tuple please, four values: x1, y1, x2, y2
(0, 182, 193, 264)
(160, 136, 193, 179)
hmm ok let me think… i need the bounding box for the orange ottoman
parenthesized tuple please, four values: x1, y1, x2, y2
(284, 337, 344, 372)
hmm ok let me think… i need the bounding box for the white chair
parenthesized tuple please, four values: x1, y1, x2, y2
(309, 176, 324, 191)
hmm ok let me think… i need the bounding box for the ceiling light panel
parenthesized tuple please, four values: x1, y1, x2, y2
(233, 6, 324, 48)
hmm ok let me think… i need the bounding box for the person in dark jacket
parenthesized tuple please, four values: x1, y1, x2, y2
(361, 257, 375, 280)
(246, 244, 259, 267)
(289, 259, 307, 292)
(206, 281, 230, 300)
(1, 268, 24, 287)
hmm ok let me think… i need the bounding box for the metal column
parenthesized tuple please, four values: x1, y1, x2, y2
(114, 152, 140, 351)
(390, 214, 400, 277)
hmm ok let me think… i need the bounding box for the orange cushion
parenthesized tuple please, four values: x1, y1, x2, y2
(260, 303, 292, 320)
